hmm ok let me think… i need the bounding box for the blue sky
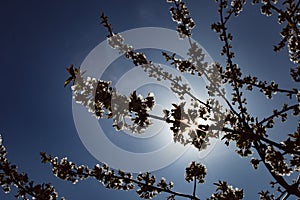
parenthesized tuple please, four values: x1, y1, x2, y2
(0, 0, 298, 199)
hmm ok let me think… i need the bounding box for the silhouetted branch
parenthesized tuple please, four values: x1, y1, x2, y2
(0, 136, 63, 200)
(192, 176, 197, 198)
(259, 104, 299, 125)
(60, 0, 300, 199)
(41, 152, 202, 200)
(254, 140, 300, 197)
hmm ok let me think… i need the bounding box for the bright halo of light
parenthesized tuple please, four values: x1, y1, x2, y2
(72, 27, 223, 172)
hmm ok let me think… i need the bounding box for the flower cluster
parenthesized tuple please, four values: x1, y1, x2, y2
(185, 161, 206, 184)
(167, 0, 195, 38)
(287, 122, 300, 171)
(71, 74, 112, 119)
(258, 190, 275, 200)
(136, 172, 173, 199)
(230, 0, 246, 16)
(66, 65, 156, 133)
(265, 146, 292, 176)
(186, 42, 209, 76)
(128, 91, 155, 130)
(209, 181, 244, 200)
(163, 102, 213, 151)
(250, 158, 261, 169)
(107, 34, 133, 53)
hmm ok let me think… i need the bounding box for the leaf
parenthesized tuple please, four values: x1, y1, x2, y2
(64, 64, 78, 87)
(196, 129, 206, 138)
(64, 77, 73, 87)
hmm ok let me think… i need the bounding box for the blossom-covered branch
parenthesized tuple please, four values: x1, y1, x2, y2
(0, 135, 63, 200)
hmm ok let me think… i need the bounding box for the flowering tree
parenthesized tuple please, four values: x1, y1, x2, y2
(1, 0, 299, 199)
